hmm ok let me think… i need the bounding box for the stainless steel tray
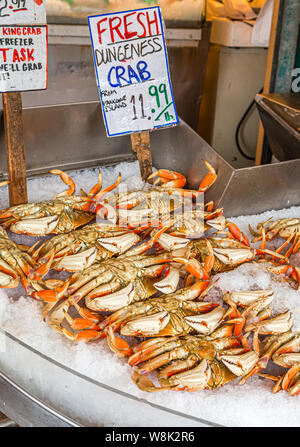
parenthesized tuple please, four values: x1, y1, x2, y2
(0, 329, 218, 427)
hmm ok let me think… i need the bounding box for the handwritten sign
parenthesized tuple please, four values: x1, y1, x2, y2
(0, 0, 46, 25)
(0, 25, 47, 91)
(88, 6, 178, 137)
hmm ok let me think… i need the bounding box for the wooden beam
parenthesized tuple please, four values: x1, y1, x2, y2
(130, 131, 153, 181)
(3, 92, 28, 206)
(255, 0, 281, 165)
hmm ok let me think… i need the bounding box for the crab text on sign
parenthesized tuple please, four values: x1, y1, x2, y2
(0, 25, 47, 92)
(88, 7, 178, 137)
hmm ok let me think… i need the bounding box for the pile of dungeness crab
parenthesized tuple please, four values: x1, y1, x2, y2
(0, 162, 299, 396)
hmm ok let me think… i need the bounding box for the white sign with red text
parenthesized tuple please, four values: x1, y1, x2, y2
(88, 6, 178, 137)
(0, 0, 46, 25)
(0, 25, 47, 92)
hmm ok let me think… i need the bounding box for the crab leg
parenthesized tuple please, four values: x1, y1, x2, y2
(268, 263, 300, 287)
(106, 326, 133, 358)
(226, 222, 250, 247)
(198, 160, 217, 193)
(244, 310, 293, 336)
(94, 173, 122, 202)
(88, 169, 103, 197)
(49, 169, 76, 198)
(173, 240, 214, 281)
(136, 345, 191, 374)
(30, 280, 70, 303)
(158, 356, 199, 379)
(129, 337, 181, 366)
(239, 331, 294, 384)
(67, 265, 109, 295)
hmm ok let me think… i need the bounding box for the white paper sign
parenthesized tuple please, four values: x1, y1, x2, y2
(0, 0, 46, 25)
(88, 6, 179, 137)
(0, 25, 47, 92)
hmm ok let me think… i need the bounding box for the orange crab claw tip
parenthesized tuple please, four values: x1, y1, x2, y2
(147, 171, 157, 180)
(203, 160, 216, 175)
(75, 329, 101, 342)
(110, 337, 133, 357)
(173, 257, 209, 280)
(227, 222, 250, 246)
(31, 290, 58, 303)
(62, 329, 77, 341)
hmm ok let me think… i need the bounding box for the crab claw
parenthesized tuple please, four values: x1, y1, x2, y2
(281, 365, 300, 395)
(157, 233, 190, 251)
(10, 215, 59, 236)
(244, 310, 293, 335)
(53, 247, 97, 272)
(268, 264, 300, 288)
(147, 170, 187, 188)
(206, 215, 226, 231)
(106, 326, 133, 358)
(85, 283, 136, 312)
(0, 271, 19, 288)
(154, 267, 180, 294)
(218, 350, 259, 377)
(30, 280, 70, 303)
(50, 169, 76, 197)
(29, 250, 55, 280)
(172, 257, 210, 281)
(97, 232, 140, 254)
(184, 305, 226, 335)
(128, 337, 180, 367)
(198, 160, 217, 193)
(226, 222, 250, 247)
(121, 311, 170, 337)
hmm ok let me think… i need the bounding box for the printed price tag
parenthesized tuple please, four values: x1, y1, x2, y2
(0, 25, 47, 92)
(0, 0, 46, 25)
(88, 6, 178, 137)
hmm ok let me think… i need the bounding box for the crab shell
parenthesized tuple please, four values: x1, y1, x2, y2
(130, 336, 258, 392)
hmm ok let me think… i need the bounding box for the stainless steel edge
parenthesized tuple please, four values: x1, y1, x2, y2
(0, 370, 81, 427)
(0, 329, 221, 427)
(218, 158, 300, 216)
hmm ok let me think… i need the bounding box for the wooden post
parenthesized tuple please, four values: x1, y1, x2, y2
(2, 92, 28, 206)
(130, 131, 153, 181)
